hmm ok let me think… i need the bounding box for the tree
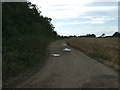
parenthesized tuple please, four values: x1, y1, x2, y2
(2, 2, 58, 81)
(101, 33, 105, 37)
(86, 34, 96, 37)
(78, 34, 96, 38)
(112, 32, 120, 37)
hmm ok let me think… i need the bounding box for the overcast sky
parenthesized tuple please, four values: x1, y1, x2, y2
(29, 0, 118, 36)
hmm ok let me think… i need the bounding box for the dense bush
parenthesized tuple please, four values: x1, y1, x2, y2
(2, 2, 58, 81)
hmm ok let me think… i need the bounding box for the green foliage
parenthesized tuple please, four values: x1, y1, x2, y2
(2, 2, 58, 81)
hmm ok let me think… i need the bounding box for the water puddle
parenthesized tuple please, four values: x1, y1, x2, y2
(63, 48, 72, 52)
(51, 53, 60, 57)
(62, 43, 67, 46)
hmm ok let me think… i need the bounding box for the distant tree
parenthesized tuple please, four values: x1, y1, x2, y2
(101, 33, 105, 37)
(64, 36, 69, 38)
(69, 35, 73, 38)
(105, 36, 112, 38)
(86, 34, 96, 37)
(112, 32, 120, 37)
(73, 35, 77, 37)
(78, 34, 96, 38)
(78, 35, 86, 38)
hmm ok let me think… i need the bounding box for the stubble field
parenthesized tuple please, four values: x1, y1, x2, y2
(66, 37, 119, 70)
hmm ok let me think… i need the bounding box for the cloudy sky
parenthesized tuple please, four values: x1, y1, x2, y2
(29, 0, 118, 36)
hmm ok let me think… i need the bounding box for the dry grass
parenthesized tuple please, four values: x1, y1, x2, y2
(66, 37, 119, 70)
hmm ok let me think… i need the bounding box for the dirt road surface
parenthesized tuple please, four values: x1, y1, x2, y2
(4, 40, 118, 88)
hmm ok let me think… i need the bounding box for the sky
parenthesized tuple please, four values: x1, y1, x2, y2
(29, 0, 118, 36)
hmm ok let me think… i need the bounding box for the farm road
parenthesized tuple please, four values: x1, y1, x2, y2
(5, 40, 118, 88)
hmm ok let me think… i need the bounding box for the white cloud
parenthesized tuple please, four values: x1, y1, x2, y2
(53, 16, 117, 27)
(84, 20, 105, 24)
(92, 17, 116, 21)
(29, 0, 118, 19)
(29, 0, 93, 6)
(54, 20, 105, 26)
(29, 0, 118, 36)
(83, 17, 117, 24)
(92, 0, 118, 2)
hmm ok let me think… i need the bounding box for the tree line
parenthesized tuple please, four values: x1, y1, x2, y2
(2, 2, 58, 81)
(60, 32, 120, 38)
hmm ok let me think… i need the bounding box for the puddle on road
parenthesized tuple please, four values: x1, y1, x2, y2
(63, 48, 72, 52)
(51, 53, 60, 57)
(62, 43, 67, 46)
(51, 44, 72, 57)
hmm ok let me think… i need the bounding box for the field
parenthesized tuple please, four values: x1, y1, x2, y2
(66, 38, 119, 70)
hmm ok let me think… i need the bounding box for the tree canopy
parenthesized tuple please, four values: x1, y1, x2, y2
(2, 2, 58, 81)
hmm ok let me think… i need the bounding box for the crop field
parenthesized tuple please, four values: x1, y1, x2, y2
(66, 38, 119, 70)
